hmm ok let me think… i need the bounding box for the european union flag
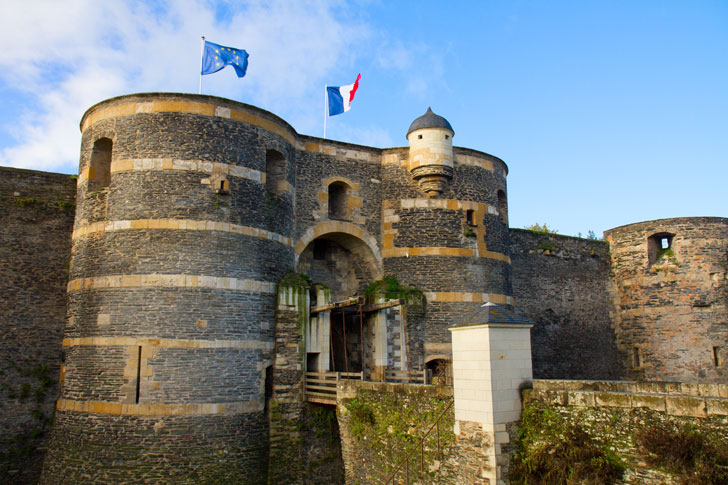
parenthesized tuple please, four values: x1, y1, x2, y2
(201, 40, 248, 78)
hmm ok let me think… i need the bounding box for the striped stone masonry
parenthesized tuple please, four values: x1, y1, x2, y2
(72, 218, 293, 246)
(56, 399, 264, 416)
(67, 274, 277, 293)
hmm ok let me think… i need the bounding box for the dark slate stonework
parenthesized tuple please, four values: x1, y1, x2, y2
(509, 228, 623, 380)
(0, 167, 76, 484)
(61, 346, 129, 401)
(386, 257, 511, 294)
(65, 289, 275, 340)
(393, 209, 463, 247)
(42, 411, 268, 484)
(294, 145, 382, 242)
(70, 230, 292, 282)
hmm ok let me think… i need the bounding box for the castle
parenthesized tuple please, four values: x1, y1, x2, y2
(0, 92, 725, 483)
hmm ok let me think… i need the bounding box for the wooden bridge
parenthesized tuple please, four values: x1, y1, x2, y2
(303, 369, 433, 405)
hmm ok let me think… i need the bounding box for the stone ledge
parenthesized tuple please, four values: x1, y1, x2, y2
(67, 274, 277, 293)
(56, 398, 264, 416)
(72, 218, 293, 246)
(533, 379, 728, 398)
(62, 337, 273, 350)
(526, 387, 728, 417)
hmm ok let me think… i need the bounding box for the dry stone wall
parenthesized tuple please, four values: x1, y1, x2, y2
(0, 167, 76, 484)
(521, 379, 728, 484)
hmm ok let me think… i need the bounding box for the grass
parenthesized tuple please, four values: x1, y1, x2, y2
(634, 420, 728, 484)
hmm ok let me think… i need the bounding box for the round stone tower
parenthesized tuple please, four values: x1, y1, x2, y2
(381, 108, 513, 369)
(605, 217, 728, 383)
(41, 93, 296, 483)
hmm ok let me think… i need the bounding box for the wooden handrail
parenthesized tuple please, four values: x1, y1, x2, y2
(383, 399, 454, 485)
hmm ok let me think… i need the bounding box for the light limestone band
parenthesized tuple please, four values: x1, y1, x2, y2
(72, 218, 293, 247)
(67, 274, 276, 293)
(382, 246, 511, 263)
(56, 399, 264, 416)
(424, 292, 513, 305)
(78, 157, 264, 185)
(62, 337, 273, 351)
(82, 99, 296, 144)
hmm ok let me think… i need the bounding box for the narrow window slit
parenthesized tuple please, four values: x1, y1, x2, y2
(136, 346, 142, 404)
(713, 347, 721, 367)
(633, 347, 641, 368)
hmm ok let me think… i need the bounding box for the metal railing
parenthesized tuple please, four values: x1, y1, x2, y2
(303, 371, 364, 405)
(383, 399, 454, 485)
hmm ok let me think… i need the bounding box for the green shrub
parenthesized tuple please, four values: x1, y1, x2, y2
(14, 197, 37, 207)
(524, 223, 558, 235)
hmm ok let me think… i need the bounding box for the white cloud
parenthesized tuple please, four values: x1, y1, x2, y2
(0, 0, 372, 172)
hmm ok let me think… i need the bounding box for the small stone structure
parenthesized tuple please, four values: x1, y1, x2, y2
(449, 303, 534, 484)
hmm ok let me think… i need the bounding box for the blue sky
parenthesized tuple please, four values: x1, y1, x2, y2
(1, 0, 726, 237)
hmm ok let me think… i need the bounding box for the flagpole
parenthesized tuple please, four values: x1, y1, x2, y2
(323, 85, 328, 139)
(199, 36, 205, 94)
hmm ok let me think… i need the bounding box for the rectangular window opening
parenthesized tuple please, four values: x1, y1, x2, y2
(713, 347, 721, 367)
(466, 209, 475, 226)
(136, 346, 142, 403)
(633, 347, 641, 368)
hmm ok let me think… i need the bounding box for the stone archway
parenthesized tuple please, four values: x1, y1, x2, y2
(295, 222, 382, 301)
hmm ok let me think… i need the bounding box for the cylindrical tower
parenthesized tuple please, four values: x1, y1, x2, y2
(381, 108, 512, 369)
(41, 93, 296, 482)
(605, 217, 728, 383)
(406, 107, 454, 197)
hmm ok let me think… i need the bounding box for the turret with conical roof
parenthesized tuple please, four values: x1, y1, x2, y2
(406, 107, 454, 197)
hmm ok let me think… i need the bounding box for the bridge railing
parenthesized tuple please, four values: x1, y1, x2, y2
(303, 371, 364, 404)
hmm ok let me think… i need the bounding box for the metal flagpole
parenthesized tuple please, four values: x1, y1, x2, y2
(199, 36, 205, 94)
(323, 85, 328, 139)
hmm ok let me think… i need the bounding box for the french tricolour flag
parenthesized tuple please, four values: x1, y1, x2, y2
(327, 74, 361, 116)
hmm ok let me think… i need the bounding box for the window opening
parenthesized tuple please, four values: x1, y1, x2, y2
(217, 179, 229, 195)
(328, 181, 349, 220)
(497, 189, 507, 224)
(648, 233, 675, 265)
(466, 209, 475, 226)
(135, 346, 142, 403)
(89, 138, 112, 189)
(633, 347, 641, 368)
(265, 149, 287, 195)
(307, 353, 320, 372)
(714, 347, 721, 367)
(264, 365, 273, 415)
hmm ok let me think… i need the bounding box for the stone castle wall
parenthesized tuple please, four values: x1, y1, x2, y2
(43, 94, 297, 482)
(509, 229, 623, 380)
(0, 91, 725, 482)
(0, 167, 76, 484)
(381, 147, 512, 369)
(606, 217, 728, 383)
